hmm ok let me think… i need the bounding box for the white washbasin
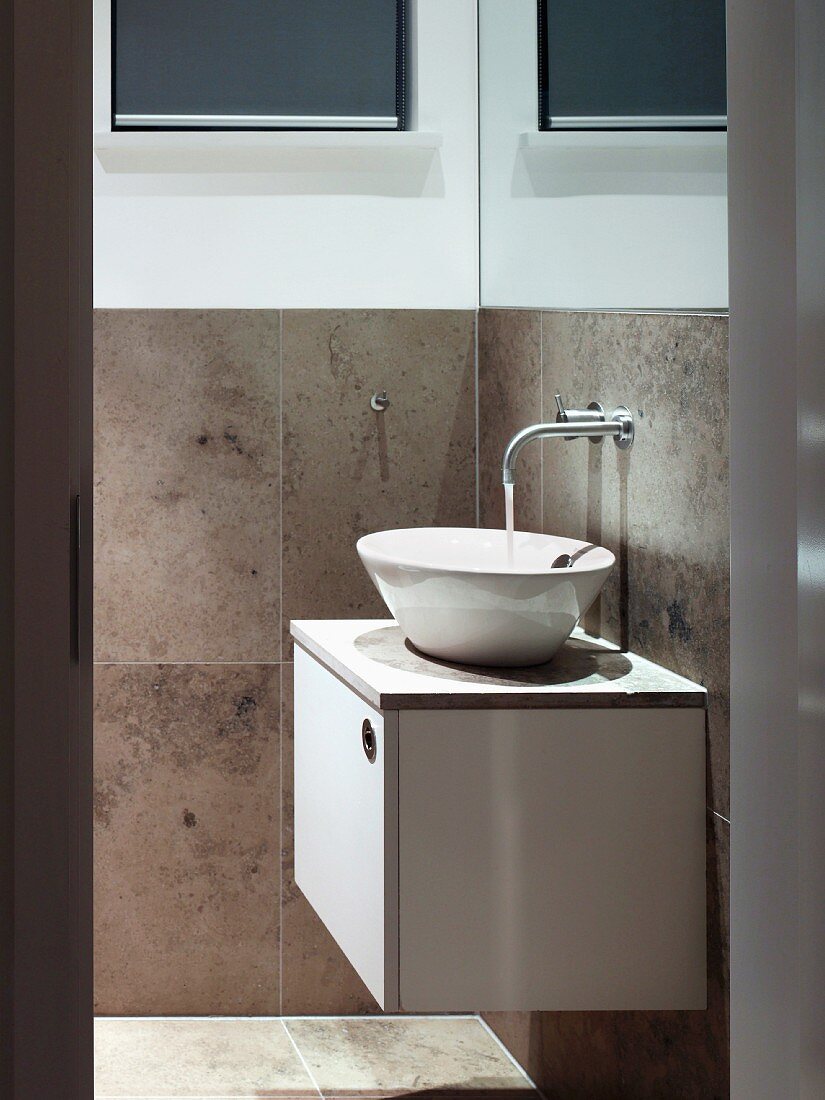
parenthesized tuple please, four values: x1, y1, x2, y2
(357, 527, 614, 667)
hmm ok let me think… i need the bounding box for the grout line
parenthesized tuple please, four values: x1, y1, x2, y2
(95, 1015, 288, 1021)
(535, 306, 728, 318)
(281, 1019, 324, 1099)
(93, 661, 291, 667)
(95, 1014, 479, 1022)
(474, 309, 480, 528)
(279, 306, 284, 659)
(538, 311, 544, 533)
(477, 1015, 547, 1098)
(278, 663, 284, 1015)
(279, 1014, 477, 1021)
(278, 307, 285, 1016)
(474, 0, 481, 314)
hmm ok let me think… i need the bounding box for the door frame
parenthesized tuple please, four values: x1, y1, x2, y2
(728, 0, 825, 1095)
(3, 0, 94, 1094)
(3, 0, 825, 1095)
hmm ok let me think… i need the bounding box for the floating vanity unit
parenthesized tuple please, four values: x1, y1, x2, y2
(292, 619, 707, 1013)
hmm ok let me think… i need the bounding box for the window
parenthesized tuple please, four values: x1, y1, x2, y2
(538, 0, 726, 130)
(113, 0, 407, 131)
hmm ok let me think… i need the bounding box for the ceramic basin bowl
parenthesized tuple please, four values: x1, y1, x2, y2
(357, 527, 614, 667)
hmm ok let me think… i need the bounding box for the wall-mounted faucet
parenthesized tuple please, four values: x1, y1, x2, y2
(502, 393, 634, 485)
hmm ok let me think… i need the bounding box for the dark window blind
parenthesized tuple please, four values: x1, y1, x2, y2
(113, 0, 406, 130)
(539, 0, 727, 130)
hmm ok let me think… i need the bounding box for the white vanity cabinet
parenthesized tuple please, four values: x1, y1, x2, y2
(293, 620, 707, 1013)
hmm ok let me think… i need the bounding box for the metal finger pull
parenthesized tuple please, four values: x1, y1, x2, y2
(362, 718, 377, 763)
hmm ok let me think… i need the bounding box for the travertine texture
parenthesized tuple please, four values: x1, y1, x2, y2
(94, 1016, 538, 1098)
(94, 309, 281, 663)
(477, 309, 730, 1099)
(281, 309, 477, 655)
(94, 305, 730, 1095)
(477, 309, 729, 817)
(94, 1017, 316, 1097)
(293, 619, 706, 710)
(478, 309, 542, 533)
(93, 308, 477, 1015)
(539, 310, 730, 819)
(93, 663, 280, 1015)
(284, 1017, 535, 1097)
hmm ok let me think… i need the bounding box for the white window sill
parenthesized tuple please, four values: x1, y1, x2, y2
(519, 130, 726, 152)
(94, 129, 443, 174)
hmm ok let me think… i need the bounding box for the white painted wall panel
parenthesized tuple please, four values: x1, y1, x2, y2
(479, 0, 728, 309)
(93, 1, 478, 308)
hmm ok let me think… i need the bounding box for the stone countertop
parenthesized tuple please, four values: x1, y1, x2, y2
(290, 620, 707, 712)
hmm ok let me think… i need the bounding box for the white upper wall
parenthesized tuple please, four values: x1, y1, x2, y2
(94, 0, 728, 312)
(479, 0, 729, 310)
(93, 0, 479, 308)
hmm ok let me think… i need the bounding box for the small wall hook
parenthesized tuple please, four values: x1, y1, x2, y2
(370, 390, 390, 412)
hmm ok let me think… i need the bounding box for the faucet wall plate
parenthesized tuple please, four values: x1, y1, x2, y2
(611, 405, 635, 450)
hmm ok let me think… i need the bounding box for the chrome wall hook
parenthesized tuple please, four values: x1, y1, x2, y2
(370, 390, 390, 412)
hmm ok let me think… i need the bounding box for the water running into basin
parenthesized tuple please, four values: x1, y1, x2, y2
(504, 482, 514, 565)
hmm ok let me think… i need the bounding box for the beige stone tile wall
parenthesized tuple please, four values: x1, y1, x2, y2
(93, 308, 476, 1015)
(94, 310, 281, 664)
(478, 308, 730, 1100)
(94, 305, 730, 1093)
(281, 309, 476, 656)
(477, 309, 542, 534)
(94, 663, 280, 1014)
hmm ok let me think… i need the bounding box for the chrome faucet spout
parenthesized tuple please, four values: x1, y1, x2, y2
(502, 401, 634, 485)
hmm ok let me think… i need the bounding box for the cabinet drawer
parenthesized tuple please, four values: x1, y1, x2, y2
(397, 707, 706, 1011)
(293, 646, 399, 1009)
(294, 645, 706, 1012)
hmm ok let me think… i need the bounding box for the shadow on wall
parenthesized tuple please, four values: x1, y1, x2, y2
(94, 146, 446, 199)
(514, 143, 728, 199)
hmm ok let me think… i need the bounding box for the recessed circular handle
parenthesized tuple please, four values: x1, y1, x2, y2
(362, 719, 377, 763)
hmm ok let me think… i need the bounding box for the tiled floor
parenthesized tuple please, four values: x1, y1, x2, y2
(94, 1015, 539, 1099)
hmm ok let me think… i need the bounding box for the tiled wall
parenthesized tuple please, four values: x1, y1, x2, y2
(478, 309, 730, 1099)
(93, 309, 476, 1014)
(94, 306, 730, 1095)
